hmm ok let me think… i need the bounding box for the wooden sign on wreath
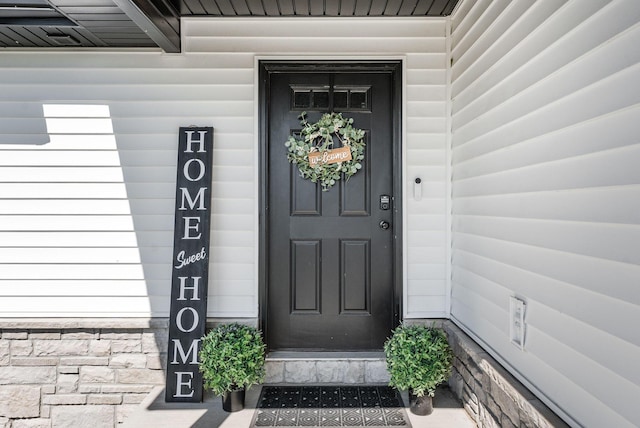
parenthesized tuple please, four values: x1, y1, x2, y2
(285, 112, 366, 191)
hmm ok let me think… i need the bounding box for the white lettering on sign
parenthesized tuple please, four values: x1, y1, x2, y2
(184, 130, 207, 153)
(175, 247, 207, 270)
(179, 187, 207, 211)
(308, 146, 352, 166)
(167, 127, 213, 403)
(177, 276, 201, 300)
(182, 217, 202, 240)
(183, 158, 206, 182)
(173, 372, 195, 398)
(171, 339, 200, 364)
(176, 306, 199, 333)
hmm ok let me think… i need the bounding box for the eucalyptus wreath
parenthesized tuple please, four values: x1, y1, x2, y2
(285, 111, 366, 191)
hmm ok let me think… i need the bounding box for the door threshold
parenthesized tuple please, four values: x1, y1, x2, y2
(266, 351, 385, 360)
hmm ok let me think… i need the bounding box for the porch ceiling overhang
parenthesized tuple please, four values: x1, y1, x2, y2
(0, 0, 459, 52)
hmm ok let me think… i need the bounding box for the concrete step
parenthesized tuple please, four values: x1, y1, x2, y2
(265, 352, 390, 384)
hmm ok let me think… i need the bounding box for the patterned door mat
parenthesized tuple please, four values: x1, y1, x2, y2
(251, 385, 412, 427)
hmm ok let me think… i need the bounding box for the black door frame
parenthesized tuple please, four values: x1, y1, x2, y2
(258, 60, 403, 348)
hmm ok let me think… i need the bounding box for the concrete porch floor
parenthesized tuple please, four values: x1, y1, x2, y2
(122, 385, 477, 428)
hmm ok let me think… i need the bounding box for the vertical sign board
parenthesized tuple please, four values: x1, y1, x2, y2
(165, 127, 214, 402)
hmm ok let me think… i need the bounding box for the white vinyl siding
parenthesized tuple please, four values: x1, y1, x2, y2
(0, 18, 450, 319)
(450, 1, 640, 427)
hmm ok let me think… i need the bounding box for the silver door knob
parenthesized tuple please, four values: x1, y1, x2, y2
(379, 220, 390, 230)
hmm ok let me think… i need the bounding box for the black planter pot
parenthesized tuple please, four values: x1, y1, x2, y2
(409, 391, 433, 416)
(222, 388, 245, 412)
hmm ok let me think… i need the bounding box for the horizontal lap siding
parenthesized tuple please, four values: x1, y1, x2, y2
(0, 51, 256, 318)
(186, 17, 450, 319)
(0, 17, 449, 319)
(450, 0, 640, 427)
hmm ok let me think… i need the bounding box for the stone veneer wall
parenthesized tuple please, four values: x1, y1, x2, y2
(2, 318, 572, 428)
(442, 321, 570, 428)
(0, 320, 169, 428)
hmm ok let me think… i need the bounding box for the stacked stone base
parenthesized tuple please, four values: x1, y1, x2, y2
(0, 320, 169, 428)
(442, 322, 569, 428)
(265, 353, 390, 384)
(2, 319, 569, 428)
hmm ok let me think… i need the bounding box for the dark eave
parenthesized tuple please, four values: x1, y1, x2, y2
(0, 0, 459, 52)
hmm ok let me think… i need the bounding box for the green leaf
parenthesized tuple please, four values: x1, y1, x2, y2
(383, 324, 453, 397)
(199, 323, 266, 396)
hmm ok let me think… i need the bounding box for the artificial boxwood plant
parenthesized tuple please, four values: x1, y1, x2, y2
(198, 323, 266, 396)
(384, 324, 453, 397)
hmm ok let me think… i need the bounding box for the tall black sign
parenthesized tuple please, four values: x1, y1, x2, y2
(165, 127, 213, 402)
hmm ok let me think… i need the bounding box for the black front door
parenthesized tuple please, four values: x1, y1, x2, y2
(262, 63, 400, 351)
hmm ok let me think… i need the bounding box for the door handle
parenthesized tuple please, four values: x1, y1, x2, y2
(379, 220, 390, 230)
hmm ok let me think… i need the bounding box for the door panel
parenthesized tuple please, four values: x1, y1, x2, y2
(265, 67, 398, 351)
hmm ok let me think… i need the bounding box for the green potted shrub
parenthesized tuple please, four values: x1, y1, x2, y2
(198, 323, 266, 412)
(383, 324, 453, 415)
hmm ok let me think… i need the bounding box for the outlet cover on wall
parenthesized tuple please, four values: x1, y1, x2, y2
(510, 296, 526, 350)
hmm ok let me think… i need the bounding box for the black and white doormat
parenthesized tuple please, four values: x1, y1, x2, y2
(252, 385, 411, 427)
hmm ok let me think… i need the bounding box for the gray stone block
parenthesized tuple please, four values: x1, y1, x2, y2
(141, 332, 167, 354)
(88, 340, 111, 357)
(0, 340, 9, 366)
(109, 353, 147, 368)
(42, 384, 56, 394)
(122, 393, 148, 404)
(100, 384, 154, 394)
(10, 340, 33, 356)
(116, 403, 140, 425)
(43, 394, 87, 405)
(56, 374, 79, 394)
(145, 354, 165, 370)
(79, 366, 115, 383)
(0, 385, 41, 418)
(60, 357, 109, 366)
(61, 330, 98, 340)
(99, 331, 142, 340)
(364, 360, 389, 383)
(78, 384, 101, 393)
(265, 361, 284, 383)
(491, 379, 520, 426)
(0, 366, 56, 385)
(116, 368, 164, 384)
(87, 394, 123, 405)
(33, 340, 89, 357)
(11, 418, 52, 428)
(449, 370, 464, 398)
(110, 340, 141, 354)
(344, 361, 366, 383)
(29, 332, 62, 340)
(51, 405, 114, 428)
(284, 361, 317, 383)
(316, 361, 351, 383)
(2, 331, 28, 340)
(11, 357, 59, 366)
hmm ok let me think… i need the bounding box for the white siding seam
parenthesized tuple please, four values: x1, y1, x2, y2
(451, 0, 565, 94)
(451, 104, 640, 166)
(452, 143, 640, 180)
(445, 16, 453, 318)
(450, 0, 492, 49)
(450, 0, 513, 65)
(452, 21, 640, 129)
(451, 183, 640, 204)
(454, 229, 640, 266)
(451, 0, 584, 104)
(452, 0, 639, 112)
(451, 63, 640, 148)
(452, 237, 640, 297)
